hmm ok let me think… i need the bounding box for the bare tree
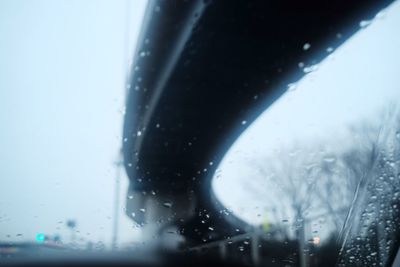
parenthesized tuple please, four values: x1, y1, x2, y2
(337, 105, 400, 266)
(246, 105, 400, 266)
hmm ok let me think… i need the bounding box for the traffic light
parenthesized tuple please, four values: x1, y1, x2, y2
(35, 233, 45, 243)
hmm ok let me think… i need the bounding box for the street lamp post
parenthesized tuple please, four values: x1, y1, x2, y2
(112, 153, 123, 250)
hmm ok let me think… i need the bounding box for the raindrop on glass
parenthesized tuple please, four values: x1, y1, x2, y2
(303, 43, 311, 50)
(163, 202, 172, 208)
(359, 20, 372, 28)
(375, 10, 386, 19)
(323, 157, 336, 163)
(303, 64, 319, 73)
(287, 83, 297, 92)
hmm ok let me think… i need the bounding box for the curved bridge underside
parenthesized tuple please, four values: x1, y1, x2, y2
(123, 0, 392, 243)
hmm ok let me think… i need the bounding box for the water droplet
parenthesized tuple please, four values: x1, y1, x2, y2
(326, 47, 334, 53)
(375, 10, 386, 19)
(156, 123, 160, 128)
(131, 212, 136, 217)
(140, 51, 146, 57)
(360, 20, 372, 28)
(241, 120, 247, 125)
(208, 227, 214, 231)
(303, 43, 311, 50)
(298, 62, 305, 68)
(137, 130, 142, 136)
(323, 157, 336, 163)
(140, 208, 146, 213)
(303, 64, 319, 73)
(128, 195, 133, 199)
(119, 107, 126, 115)
(287, 83, 297, 92)
(163, 202, 172, 208)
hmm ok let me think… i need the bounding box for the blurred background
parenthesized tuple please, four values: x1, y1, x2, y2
(0, 1, 399, 266)
(0, 0, 147, 249)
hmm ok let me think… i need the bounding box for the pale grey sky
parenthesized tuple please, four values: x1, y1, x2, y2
(0, 0, 147, 247)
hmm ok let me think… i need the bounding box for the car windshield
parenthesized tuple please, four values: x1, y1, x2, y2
(0, 1, 399, 267)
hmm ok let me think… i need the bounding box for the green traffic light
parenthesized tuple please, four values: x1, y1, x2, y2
(35, 233, 45, 242)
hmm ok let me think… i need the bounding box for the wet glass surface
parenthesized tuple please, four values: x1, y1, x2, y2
(1, 1, 400, 266)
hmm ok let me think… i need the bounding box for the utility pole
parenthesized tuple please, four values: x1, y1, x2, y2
(66, 219, 77, 248)
(111, 0, 131, 251)
(112, 152, 123, 250)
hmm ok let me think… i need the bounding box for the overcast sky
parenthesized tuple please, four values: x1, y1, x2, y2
(0, 0, 147, 247)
